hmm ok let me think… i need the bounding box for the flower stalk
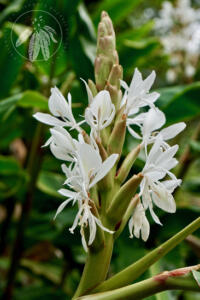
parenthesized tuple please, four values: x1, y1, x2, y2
(32, 9, 200, 300)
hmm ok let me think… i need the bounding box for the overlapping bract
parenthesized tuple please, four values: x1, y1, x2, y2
(34, 67, 185, 248)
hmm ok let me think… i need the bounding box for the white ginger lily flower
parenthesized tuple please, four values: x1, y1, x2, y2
(127, 108, 186, 151)
(33, 87, 83, 132)
(44, 127, 78, 162)
(120, 68, 160, 116)
(85, 90, 115, 138)
(70, 201, 113, 252)
(75, 142, 118, 190)
(129, 201, 150, 242)
(140, 138, 181, 224)
(54, 142, 118, 250)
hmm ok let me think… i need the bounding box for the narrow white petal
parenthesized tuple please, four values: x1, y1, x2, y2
(77, 142, 102, 177)
(81, 78, 94, 104)
(149, 203, 162, 225)
(152, 183, 176, 213)
(130, 68, 143, 92)
(42, 136, 53, 147)
(128, 126, 142, 139)
(120, 79, 129, 90)
(49, 86, 70, 118)
(54, 198, 72, 219)
(141, 216, 150, 241)
(50, 143, 73, 161)
(89, 154, 119, 188)
(143, 70, 156, 91)
(142, 108, 166, 137)
(159, 122, 186, 140)
(33, 112, 66, 126)
(58, 188, 78, 198)
(50, 127, 75, 152)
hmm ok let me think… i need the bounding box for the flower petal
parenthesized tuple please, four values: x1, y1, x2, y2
(159, 122, 186, 140)
(33, 112, 66, 126)
(89, 153, 119, 188)
(49, 86, 70, 118)
(54, 198, 72, 219)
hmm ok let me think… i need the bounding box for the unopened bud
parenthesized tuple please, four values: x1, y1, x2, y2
(88, 79, 98, 97)
(108, 64, 123, 88)
(107, 173, 143, 224)
(95, 56, 112, 90)
(107, 114, 126, 157)
(106, 83, 122, 110)
(115, 144, 141, 184)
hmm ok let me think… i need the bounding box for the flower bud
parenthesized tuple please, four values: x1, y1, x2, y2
(107, 173, 143, 224)
(88, 79, 98, 97)
(95, 11, 120, 91)
(115, 144, 141, 184)
(108, 64, 123, 88)
(95, 56, 112, 90)
(106, 83, 122, 110)
(107, 114, 126, 157)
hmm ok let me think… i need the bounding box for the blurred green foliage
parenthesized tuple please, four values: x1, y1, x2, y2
(0, 0, 199, 299)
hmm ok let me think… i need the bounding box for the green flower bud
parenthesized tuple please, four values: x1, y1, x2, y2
(107, 173, 143, 224)
(88, 79, 98, 96)
(115, 144, 141, 184)
(107, 114, 127, 157)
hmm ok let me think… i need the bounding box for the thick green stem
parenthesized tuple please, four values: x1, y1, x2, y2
(73, 233, 114, 298)
(93, 217, 200, 293)
(77, 275, 200, 300)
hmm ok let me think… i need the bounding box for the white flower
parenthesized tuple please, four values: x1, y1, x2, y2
(46, 127, 77, 161)
(85, 90, 115, 138)
(69, 201, 113, 252)
(140, 138, 181, 223)
(75, 142, 118, 189)
(53, 142, 118, 250)
(127, 108, 166, 145)
(33, 87, 83, 131)
(127, 108, 186, 151)
(120, 68, 160, 115)
(129, 202, 150, 241)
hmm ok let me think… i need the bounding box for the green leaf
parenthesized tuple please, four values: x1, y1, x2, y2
(190, 141, 200, 154)
(21, 259, 60, 284)
(93, 217, 200, 293)
(117, 21, 154, 44)
(0, 155, 27, 199)
(0, 90, 48, 118)
(0, 93, 22, 115)
(0, 0, 26, 25)
(0, 155, 20, 175)
(192, 270, 200, 287)
(37, 171, 65, 198)
(18, 91, 48, 110)
(92, 0, 142, 26)
(158, 82, 200, 125)
(0, 23, 25, 99)
(157, 85, 185, 109)
(78, 3, 96, 40)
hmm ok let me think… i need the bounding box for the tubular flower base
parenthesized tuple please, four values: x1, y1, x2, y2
(33, 10, 200, 300)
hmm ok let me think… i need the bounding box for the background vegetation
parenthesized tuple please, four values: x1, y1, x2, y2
(0, 0, 199, 299)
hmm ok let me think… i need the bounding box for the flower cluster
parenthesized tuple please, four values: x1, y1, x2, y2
(155, 0, 200, 82)
(120, 69, 185, 241)
(34, 87, 118, 251)
(34, 68, 185, 249)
